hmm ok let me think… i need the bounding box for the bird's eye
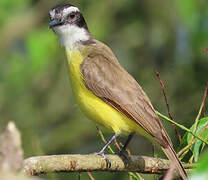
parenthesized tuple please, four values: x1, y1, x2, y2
(69, 13, 75, 19)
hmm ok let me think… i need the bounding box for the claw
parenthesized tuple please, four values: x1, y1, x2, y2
(116, 149, 130, 166)
(94, 151, 111, 168)
(93, 134, 118, 168)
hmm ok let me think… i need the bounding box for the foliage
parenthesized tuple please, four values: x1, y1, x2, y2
(187, 117, 208, 162)
(189, 151, 208, 180)
(178, 117, 208, 162)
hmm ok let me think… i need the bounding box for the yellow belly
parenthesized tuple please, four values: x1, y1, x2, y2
(66, 49, 151, 138)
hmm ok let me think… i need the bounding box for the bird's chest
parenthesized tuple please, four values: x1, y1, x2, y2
(67, 51, 90, 98)
(66, 51, 125, 132)
(66, 50, 141, 134)
(67, 51, 103, 119)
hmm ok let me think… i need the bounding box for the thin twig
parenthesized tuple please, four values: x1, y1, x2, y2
(87, 171, 95, 180)
(78, 172, 81, 180)
(203, 48, 208, 52)
(155, 70, 181, 143)
(178, 123, 208, 158)
(96, 126, 114, 153)
(156, 111, 208, 145)
(114, 139, 121, 151)
(177, 82, 208, 160)
(192, 82, 208, 137)
(128, 172, 143, 180)
(202, 82, 208, 117)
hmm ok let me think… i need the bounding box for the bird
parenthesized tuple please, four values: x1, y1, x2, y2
(48, 3, 187, 179)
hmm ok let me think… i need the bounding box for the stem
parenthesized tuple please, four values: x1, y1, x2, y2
(156, 111, 208, 146)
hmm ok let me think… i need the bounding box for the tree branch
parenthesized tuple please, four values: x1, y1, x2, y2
(23, 154, 194, 176)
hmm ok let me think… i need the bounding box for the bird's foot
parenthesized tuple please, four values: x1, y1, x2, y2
(116, 149, 130, 165)
(93, 151, 111, 168)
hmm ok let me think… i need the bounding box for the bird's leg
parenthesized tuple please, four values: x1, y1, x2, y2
(94, 133, 118, 168)
(119, 132, 135, 156)
(114, 133, 135, 165)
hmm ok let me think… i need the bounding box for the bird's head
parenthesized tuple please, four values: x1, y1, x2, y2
(49, 4, 91, 47)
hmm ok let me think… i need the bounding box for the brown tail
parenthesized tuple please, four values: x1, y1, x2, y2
(162, 145, 187, 180)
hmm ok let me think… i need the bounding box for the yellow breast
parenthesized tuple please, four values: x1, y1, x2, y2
(65, 48, 150, 137)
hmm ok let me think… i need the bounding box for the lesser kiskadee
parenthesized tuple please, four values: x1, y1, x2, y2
(49, 4, 187, 179)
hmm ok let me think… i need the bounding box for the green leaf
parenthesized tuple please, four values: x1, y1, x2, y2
(189, 151, 208, 180)
(187, 117, 208, 162)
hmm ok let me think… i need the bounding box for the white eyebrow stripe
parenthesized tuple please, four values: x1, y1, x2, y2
(63, 6, 79, 16)
(49, 9, 56, 18)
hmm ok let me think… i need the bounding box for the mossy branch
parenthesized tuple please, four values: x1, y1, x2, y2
(22, 154, 194, 176)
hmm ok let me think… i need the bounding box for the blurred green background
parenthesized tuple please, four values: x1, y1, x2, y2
(1, 0, 208, 179)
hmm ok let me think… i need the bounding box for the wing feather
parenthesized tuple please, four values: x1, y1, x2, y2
(81, 41, 169, 147)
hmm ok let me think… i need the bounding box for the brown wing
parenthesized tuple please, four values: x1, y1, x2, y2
(81, 40, 169, 147)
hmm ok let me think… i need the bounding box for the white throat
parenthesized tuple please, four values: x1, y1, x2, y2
(54, 24, 89, 48)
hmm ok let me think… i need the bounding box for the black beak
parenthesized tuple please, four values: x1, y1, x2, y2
(48, 19, 63, 28)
